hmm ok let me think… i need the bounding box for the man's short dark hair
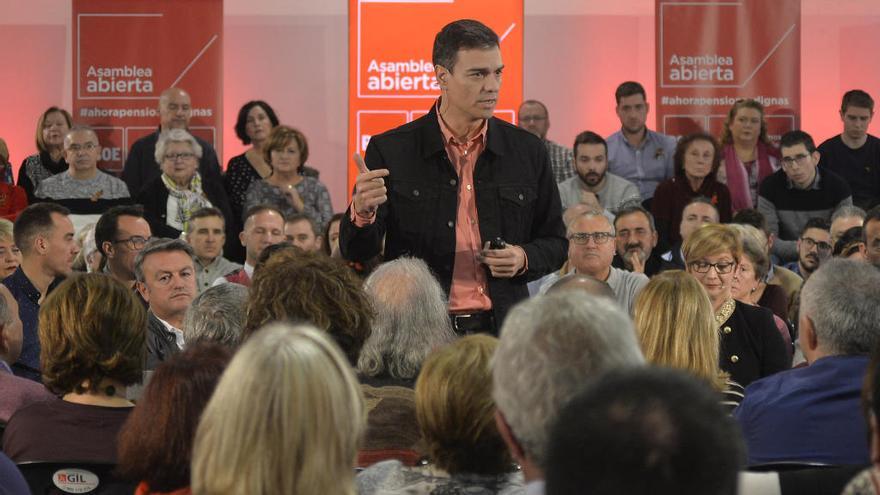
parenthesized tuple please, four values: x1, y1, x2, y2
(14, 203, 70, 256)
(234, 100, 280, 145)
(615, 81, 646, 104)
(95, 205, 146, 257)
(285, 212, 320, 237)
(800, 217, 830, 237)
(864, 205, 880, 244)
(685, 196, 719, 215)
(432, 19, 499, 72)
(731, 208, 768, 234)
(134, 238, 195, 283)
(841, 89, 874, 114)
(572, 131, 608, 157)
(614, 204, 656, 232)
(545, 368, 744, 495)
(779, 130, 817, 153)
(186, 207, 226, 234)
(242, 204, 285, 226)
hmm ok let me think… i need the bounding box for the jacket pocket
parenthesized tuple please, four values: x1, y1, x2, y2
(498, 185, 537, 244)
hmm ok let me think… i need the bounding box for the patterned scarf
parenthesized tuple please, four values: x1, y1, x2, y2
(161, 172, 211, 232)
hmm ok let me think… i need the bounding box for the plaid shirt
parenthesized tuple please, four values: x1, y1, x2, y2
(545, 139, 575, 183)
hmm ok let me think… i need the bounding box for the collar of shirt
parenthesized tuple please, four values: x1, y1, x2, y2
(155, 314, 185, 350)
(6, 266, 44, 305)
(436, 100, 488, 151)
(615, 127, 659, 151)
(0, 359, 11, 374)
(524, 480, 546, 495)
(243, 262, 254, 279)
(785, 167, 821, 190)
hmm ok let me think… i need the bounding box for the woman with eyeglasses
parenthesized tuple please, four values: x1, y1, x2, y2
(684, 223, 790, 387)
(136, 129, 235, 255)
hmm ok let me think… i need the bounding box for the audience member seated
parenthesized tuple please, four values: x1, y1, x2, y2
(95, 205, 152, 297)
(830, 204, 866, 246)
(717, 99, 779, 211)
(224, 100, 281, 234)
(781, 218, 832, 282)
(546, 273, 616, 299)
(556, 131, 640, 212)
(834, 226, 866, 260)
(0, 142, 26, 221)
(323, 212, 343, 257)
(71, 223, 99, 273)
(611, 204, 664, 276)
(818, 89, 880, 211)
(660, 196, 719, 270)
(0, 219, 21, 279)
(357, 257, 457, 466)
(244, 125, 332, 231)
(684, 224, 789, 387)
(184, 207, 240, 293)
(117, 343, 231, 495)
(243, 249, 372, 365)
(122, 88, 221, 197)
(652, 132, 732, 247)
(730, 208, 804, 305)
(284, 212, 323, 252)
(545, 368, 744, 495)
(758, 130, 852, 263)
(3, 203, 78, 381)
(538, 209, 648, 314)
(214, 205, 285, 286)
(135, 239, 197, 370)
(862, 205, 880, 269)
(634, 270, 745, 411)
(2, 274, 145, 462)
(358, 335, 523, 494)
(136, 129, 235, 253)
(18, 107, 72, 203)
(35, 126, 131, 232)
(841, 340, 880, 494)
(191, 324, 364, 495)
(182, 283, 248, 348)
(518, 99, 575, 183)
(735, 259, 880, 467)
(728, 224, 793, 348)
(0, 285, 52, 423)
(492, 291, 644, 493)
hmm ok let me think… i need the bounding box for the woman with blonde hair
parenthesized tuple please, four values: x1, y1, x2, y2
(634, 270, 744, 411)
(191, 323, 365, 495)
(684, 223, 789, 387)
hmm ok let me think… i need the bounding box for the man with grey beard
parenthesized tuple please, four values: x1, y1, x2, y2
(611, 204, 663, 276)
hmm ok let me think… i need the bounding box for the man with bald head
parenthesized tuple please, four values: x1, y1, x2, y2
(122, 87, 221, 197)
(518, 99, 575, 183)
(35, 126, 131, 232)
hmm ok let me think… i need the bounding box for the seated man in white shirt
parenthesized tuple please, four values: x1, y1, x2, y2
(134, 238, 197, 370)
(215, 205, 285, 287)
(557, 131, 641, 213)
(185, 207, 240, 293)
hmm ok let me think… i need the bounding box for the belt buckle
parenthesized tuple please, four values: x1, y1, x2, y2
(452, 313, 473, 332)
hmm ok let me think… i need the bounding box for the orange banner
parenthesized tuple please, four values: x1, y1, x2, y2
(347, 0, 523, 195)
(72, 0, 223, 174)
(655, 0, 800, 140)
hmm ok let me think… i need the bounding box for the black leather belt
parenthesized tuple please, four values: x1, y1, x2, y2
(450, 311, 496, 335)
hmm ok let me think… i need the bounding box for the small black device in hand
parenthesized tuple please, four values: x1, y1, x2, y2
(489, 237, 506, 250)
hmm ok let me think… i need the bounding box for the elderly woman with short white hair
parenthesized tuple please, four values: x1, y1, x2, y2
(136, 129, 235, 251)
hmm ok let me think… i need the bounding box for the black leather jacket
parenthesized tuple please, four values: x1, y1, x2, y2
(340, 104, 567, 326)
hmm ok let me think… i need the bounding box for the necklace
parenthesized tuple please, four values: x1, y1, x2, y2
(714, 299, 736, 326)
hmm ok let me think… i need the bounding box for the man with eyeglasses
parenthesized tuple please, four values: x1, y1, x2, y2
(784, 218, 832, 281)
(518, 99, 574, 183)
(95, 205, 152, 300)
(35, 126, 131, 233)
(538, 210, 648, 314)
(757, 130, 852, 263)
(122, 87, 221, 197)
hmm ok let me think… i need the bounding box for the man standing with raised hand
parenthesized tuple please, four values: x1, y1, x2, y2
(340, 19, 566, 334)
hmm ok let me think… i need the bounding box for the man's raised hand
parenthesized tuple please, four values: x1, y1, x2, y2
(352, 153, 390, 217)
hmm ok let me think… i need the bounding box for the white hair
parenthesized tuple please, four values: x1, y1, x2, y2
(154, 128, 203, 164)
(492, 291, 644, 468)
(359, 258, 456, 380)
(799, 258, 880, 355)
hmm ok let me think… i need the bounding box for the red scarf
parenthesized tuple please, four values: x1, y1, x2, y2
(723, 142, 779, 211)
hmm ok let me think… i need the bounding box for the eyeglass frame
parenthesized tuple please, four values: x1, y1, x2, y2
(113, 235, 152, 250)
(568, 231, 615, 245)
(688, 260, 737, 274)
(800, 236, 832, 253)
(780, 152, 814, 167)
(163, 152, 197, 162)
